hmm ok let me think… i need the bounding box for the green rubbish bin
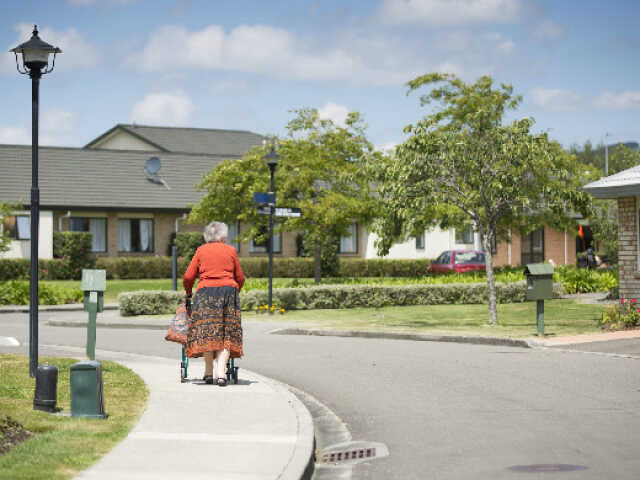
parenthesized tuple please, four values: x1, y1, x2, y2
(70, 360, 107, 419)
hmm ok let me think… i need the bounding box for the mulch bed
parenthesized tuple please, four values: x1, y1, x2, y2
(0, 415, 32, 455)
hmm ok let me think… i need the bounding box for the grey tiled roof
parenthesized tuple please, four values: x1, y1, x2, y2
(0, 145, 231, 210)
(86, 124, 265, 156)
(583, 165, 640, 198)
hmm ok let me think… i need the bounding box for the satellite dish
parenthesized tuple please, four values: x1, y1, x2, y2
(144, 156, 171, 190)
(144, 156, 162, 176)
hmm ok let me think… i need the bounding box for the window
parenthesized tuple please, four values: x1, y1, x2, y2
(339, 224, 358, 254)
(415, 232, 425, 250)
(455, 224, 474, 244)
(521, 228, 544, 264)
(2, 215, 30, 240)
(70, 217, 107, 252)
(250, 226, 282, 253)
(228, 222, 240, 250)
(454, 251, 485, 264)
(118, 218, 154, 253)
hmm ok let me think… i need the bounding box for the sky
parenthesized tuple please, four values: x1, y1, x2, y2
(0, 0, 638, 152)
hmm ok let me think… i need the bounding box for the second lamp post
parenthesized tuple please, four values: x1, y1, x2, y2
(262, 143, 280, 313)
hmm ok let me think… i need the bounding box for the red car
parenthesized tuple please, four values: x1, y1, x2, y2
(427, 250, 486, 274)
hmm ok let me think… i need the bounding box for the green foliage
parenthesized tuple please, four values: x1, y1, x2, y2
(0, 258, 75, 281)
(119, 290, 183, 316)
(570, 141, 640, 176)
(557, 267, 618, 294)
(370, 73, 593, 325)
(189, 108, 379, 281)
(587, 200, 618, 264)
(52, 232, 96, 279)
(96, 257, 190, 280)
(240, 281, 557, 311)
(0, 203, 14, 255)
(0, 280, 82, 305)
(173, 232, 204, 259)
(600, 299, 640, 330)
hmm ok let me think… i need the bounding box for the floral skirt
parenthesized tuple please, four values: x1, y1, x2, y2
(185, 286, 243, 359)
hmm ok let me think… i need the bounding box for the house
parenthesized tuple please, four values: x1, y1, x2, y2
(584, 165, 640, 299)
(0, 123, 580, 267)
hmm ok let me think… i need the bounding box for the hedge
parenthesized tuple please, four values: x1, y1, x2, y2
(0, 280, 83, 305)
(53, 231, 95, 279)
(0, 258, 76, 281)
(118, 281, 564, 316)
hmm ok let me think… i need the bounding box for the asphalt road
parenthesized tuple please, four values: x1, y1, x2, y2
(2, 311, 640, 479)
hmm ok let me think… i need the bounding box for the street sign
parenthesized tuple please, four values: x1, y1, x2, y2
(274, 207, 302, 217)
(256, 206, 302, 217)
(254, 192, 275, 205)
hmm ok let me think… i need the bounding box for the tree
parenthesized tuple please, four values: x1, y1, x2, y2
(189, 108, 378, 282)
(370, 73, 592, 325)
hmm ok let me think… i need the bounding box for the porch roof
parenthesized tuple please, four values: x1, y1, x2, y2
(583, 164, 640, 198)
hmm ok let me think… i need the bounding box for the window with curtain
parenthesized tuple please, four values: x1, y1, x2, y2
(455, 224, 474, 244)
(118, 218, 154, 253)
(415, 232, 425, 250)
(70, 217, 107, 252)
(250, 226, 282, 253)
(339, 224, 358, 253)
(228, 222, 240, 250)
(521, 228, 545, 264)
(2, 215, 30, 240)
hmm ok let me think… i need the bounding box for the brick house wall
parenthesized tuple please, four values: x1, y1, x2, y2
(492, 227, 575, 268)
(618, 196, 639, 300)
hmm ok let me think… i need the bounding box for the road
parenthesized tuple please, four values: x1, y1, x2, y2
(2, 310, 640, 479)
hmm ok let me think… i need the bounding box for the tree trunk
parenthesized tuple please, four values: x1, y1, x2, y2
(314, 240, 321, 284)
(481, 229, 498, 326)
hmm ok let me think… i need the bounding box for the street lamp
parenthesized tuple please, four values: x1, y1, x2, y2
(11, 26, 62, 378)
(262, 141, 280, 313)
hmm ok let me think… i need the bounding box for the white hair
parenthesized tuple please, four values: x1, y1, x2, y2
(203, 221, 228, 243)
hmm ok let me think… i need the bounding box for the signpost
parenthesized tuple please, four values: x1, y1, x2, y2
(254, 191, 302, 312)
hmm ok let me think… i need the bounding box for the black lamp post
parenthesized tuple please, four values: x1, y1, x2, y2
(11, 26, 61, 378)
(262, 143, 280, 313)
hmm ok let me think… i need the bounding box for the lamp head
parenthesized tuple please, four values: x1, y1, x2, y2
(10, 25, 62, 74)
(263, 146, 281, 168)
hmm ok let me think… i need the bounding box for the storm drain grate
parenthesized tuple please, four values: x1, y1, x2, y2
(508, 464, 589, 473)
(318, 441, 389, 466)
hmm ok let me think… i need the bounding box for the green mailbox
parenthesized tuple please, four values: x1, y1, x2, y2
(524, 263, 554, 301)
(81, 269, 106, 360)
(70, 360, 107, 419)
(82, 269, 106, 313)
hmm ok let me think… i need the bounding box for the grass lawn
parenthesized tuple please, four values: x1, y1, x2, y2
(0, 355, 148, 480)
(42, 279, 173, 303)
(243, 299, 607, 338)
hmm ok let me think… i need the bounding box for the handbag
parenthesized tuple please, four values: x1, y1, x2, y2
(164, 299, 191, 344)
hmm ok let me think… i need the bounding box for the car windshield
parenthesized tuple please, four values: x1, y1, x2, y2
(454, 252, 485, 264)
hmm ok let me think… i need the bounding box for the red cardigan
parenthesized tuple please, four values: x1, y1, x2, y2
(183, 242, 245, 296)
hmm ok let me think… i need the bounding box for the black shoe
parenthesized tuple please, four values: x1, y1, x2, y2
(217, 377, 227, 387)
(203, 375, 214, 384)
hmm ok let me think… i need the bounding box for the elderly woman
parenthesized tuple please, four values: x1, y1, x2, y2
(183, 221, 245, 386)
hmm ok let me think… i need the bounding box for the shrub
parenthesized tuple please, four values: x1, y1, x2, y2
(174, 232, 204, 259)
(118, 290, 183, 316)
(600, 299, 640, 330)
(556, 267, 618, 294)
(339, 258, 431, 277)
(53, 232, 95, 279)
(0, 280, 82, 305)
(0, 258, 74, 281)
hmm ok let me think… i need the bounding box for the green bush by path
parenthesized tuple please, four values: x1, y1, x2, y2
(52, 232, 95, 279)
(118, 281, 564, 315)
(0, 355, 147, 480)
(0, 281, 82, 306)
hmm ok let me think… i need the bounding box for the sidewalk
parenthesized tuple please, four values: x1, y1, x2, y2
(54, 346, 315, 480)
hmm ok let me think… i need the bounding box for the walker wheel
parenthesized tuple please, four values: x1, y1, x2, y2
(233, 366, 239, 384)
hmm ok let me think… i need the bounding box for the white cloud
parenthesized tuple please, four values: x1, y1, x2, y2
(532, 19, 567, 41)
(531, 88, 584, 112)
(0, 127, 30, 144)
(127, 24, 420, 86)
(594, 91, 640, 110)
(2, 24, 100, 74)
(42, 110, 77, 134)
(375, 0, 524, 27)
(377, 142, 398, 154)
(130, 91, 194, 126)
(318, 102, 350, 127)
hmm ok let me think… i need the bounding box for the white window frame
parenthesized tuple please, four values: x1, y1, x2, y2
(250, 230, 282, 254)
(228, 222, 240, 250)
(455, 224, 474, 245)
(118, 218, 154, 253)
(415, 232, 425, 250)
(70, 217, 107, 253)
(339, 223, 358, 254)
